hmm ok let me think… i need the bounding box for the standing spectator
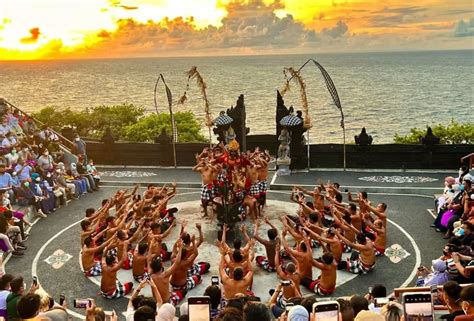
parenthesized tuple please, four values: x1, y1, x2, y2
(72, 134, 87, 164)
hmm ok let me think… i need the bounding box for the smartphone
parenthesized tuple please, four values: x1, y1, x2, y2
(74, 299, 91, 309)
(285, 302, 294, 313)
(374, 297, 389, 308)
(188, 296, 211, 321)
(313, 301, 339, 321)
(368, 287, 372, 295)
(402, 292, 433, 321)
(211, 275, 219, 286)
(430, 285, 441, 305)
(32, 276, 38, 287)
(59, 295, 65, 306)
(281, 280, 291, 286)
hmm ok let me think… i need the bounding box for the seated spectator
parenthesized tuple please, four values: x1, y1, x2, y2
(0, 164, 14, 202)
(7, 276, 39, 320)
(380, 302, 403, 321)
(204, 285, 222, 319)
(416, 259, 449, 287)
(337, 298, 355, 321)
(459, 285, 474, 319)
(30, 173, 56, 214)
(354, 128, 373, 146)
(350, 296, 369, 318)
(77, 155, 97, 191)
(14, 157, 32, 182)
(0, 274, 13, 319)
(86, 158, 100, 188)
(37, 295, 68, 321)
(36, 148, 54, 174)
(442, 281, 465, 321)
(287, 305, 308, 321)
(17, 293, 50, 321)
(134, 305, 155, 321)
(16, 180, 47, 218)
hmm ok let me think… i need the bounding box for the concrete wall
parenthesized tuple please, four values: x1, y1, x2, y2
(86, 135, 472, 169)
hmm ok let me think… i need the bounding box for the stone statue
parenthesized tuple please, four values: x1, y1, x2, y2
(225, 127, 236, 146)
(277, 128, 291, 162)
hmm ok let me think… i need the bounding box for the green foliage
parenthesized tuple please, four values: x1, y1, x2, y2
(122, 111, 206, 143)
(32, 105, 206, 143)
(394, 120, 474, 144)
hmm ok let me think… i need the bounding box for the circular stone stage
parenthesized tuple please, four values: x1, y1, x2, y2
(14, 188, 445, 319)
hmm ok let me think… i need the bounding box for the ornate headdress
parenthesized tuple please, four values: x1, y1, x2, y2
(227, 139, 240, 152)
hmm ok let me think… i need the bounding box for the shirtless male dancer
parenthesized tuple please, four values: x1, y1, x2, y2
(219, 249, 254, 302)
(193, 160, 218, 217)
(336, 230, 376, 274)
(149, 240, 185, 306)
(254, 217, 279, 272)
(82, 235, 116, 277)
(281, 230, 313, 280)
(300, 252, 337, 296)
(274, 240, 302, 309)
(101, 241, 133, 299)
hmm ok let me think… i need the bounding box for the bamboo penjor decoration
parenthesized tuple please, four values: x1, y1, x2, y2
(282, 67, 313, 129)
(179, 66, 214, 127)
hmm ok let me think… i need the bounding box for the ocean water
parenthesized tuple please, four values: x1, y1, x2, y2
(0, 50, 473, 143)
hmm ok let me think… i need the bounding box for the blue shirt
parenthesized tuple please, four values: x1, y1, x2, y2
(0, 173, 13, 189)
(14, 164, 31, 181)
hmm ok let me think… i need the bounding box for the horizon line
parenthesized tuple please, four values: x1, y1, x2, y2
(1, 47, 473, 63)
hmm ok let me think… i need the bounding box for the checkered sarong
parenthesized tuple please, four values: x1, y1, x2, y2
(249, 182, 260, 197)
(133, 271, 149, 282)
(217, 172, 228, 184)
(84, 261, 102, 276)
(171, 274, 201, 292)
(347, 259, 375, 275)
(201, 184, 214, 203)
(169, 290, 186, 306)
(256, 255, 276, 272)
(187, 262, 210, 276)
(310, 279, 335, 295)
(259, 180, 268, 193)
(101, 281, 133, 299)
(234, 189, 245, 202)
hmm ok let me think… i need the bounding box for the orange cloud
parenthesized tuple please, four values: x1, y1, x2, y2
(0, 0, 472, 60)
(20, 27, 41, 44)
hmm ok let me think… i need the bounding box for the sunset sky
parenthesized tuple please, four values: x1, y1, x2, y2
(0, 0, 472, 60)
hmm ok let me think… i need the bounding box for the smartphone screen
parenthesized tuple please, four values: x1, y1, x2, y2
(313, 301, 339, 321)
(188, 296, 211, 321)
(374, 297, 388, 308)
(211, 276, 219, 286)
(403, 293, 433, 321)
(33, 276, 38, 286)
(74, 299, 91, 309)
